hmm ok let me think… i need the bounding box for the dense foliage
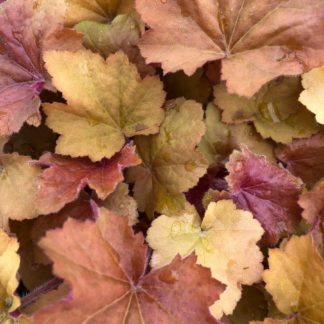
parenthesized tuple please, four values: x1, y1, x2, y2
(0, 0, 324, 323)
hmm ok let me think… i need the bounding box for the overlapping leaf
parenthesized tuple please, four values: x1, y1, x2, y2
(36, 144, 140, 215)
(65, 0, 135, 26)
(276, 131, 324, 187)
(198, 103, 275, 164)
(100, 182, 139, 225)
(225, 149, 302, 244)
(263, 235, 324, 323)
(11, 194, 93, 291)
(299, 66, 324, 124)
(0, 153, 41, 230)
(75, 11, 143, 56)
(136, 0, 324, 97)
(298, 180, 324, 228)
(0, 229, 20, 317)
(43, 49, 165, 161)
(147, 200, 264, 319)
(33, 207, 224, 323)
(214, 77, 319, 143)
(0, 0, 81, 136)
(127, 98, 208, 216)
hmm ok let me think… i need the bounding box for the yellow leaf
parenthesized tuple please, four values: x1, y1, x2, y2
(127, 99, 207, 216)
(75, 11, 143, 57)
(43, 50, 165, 161)
(0, 154, 41, 230)
(65, 0, 134, 26)
(0, 230, 20, 316)
(198, 103, 275, 164)
(299, 66, 324, 124)
(146, 200, 264, 319)
(214, 78, 319, 144)
(264, 235, 324, 323)
(100, 182, 138, 225)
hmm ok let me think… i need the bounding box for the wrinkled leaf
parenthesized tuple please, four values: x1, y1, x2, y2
(65, 0, 134, 26)
(100, 182, 138, 225)
(75, 11, 143, 57)
(0, 154, 41, 230)
(137, 0, 324, 97)
(276, 131, 324, 188)
(214, 78, 319, 143)
(226, 149, 302, 244)
(44, 49, 165, 161)
(147, 200, 264, 318)
(127, 98, 208, 216)
(264, 235, 324, 323)
(299, 66, 324, 124)
(36, 144, 140, 215)
(0, 0, 81, 136)
(198, 103, 275, 164)
(0, 229, 20, 315)
(33, 207, 224, 323)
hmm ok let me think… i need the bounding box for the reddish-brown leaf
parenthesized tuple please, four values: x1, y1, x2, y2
(276, 131, 324, 188)
(33, 207, 224, 324)
(136, 0, 324, 97)
(299, 179, 324, 228)
(0, 0, 81, 135)
(36, 144, 141, 215)
(10, 194, 93, 290)
(226, 149, 302, 245)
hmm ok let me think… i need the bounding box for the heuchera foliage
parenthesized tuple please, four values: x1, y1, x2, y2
(0, 0, 324, 323)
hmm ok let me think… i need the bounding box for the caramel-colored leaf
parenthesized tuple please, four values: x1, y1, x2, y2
(33, 207, 224, 323)
(137, 0, 324, 97)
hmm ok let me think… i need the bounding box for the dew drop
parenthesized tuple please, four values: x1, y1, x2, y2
(160, 0, 167, 4)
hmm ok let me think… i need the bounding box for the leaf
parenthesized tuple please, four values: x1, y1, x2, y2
(127, 98, 208, 216)
(100, 182, 139, 225)
(65, 0, 135, 26)
(43, 49, 165, 161)
(36, 143, 140, 215)
(0, 229, 20, 316)
(276, 131, 324, 188)
(10, 194, 93, 290)
(298, 179, 324, 227)
(0, 0, 81, 136)
(214, 78, 319, 144)
(32, 207, 224, 323)
(146, 200, 264, 319)
(263, 235, 324, 323)
(75, 11, 143, 57)
(299, 66, 324, 124)
(225, 149, 302, 245)
(198, 103, 275, 164)
(0, 154, 41, 230)
(136, 0, 324, 97)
